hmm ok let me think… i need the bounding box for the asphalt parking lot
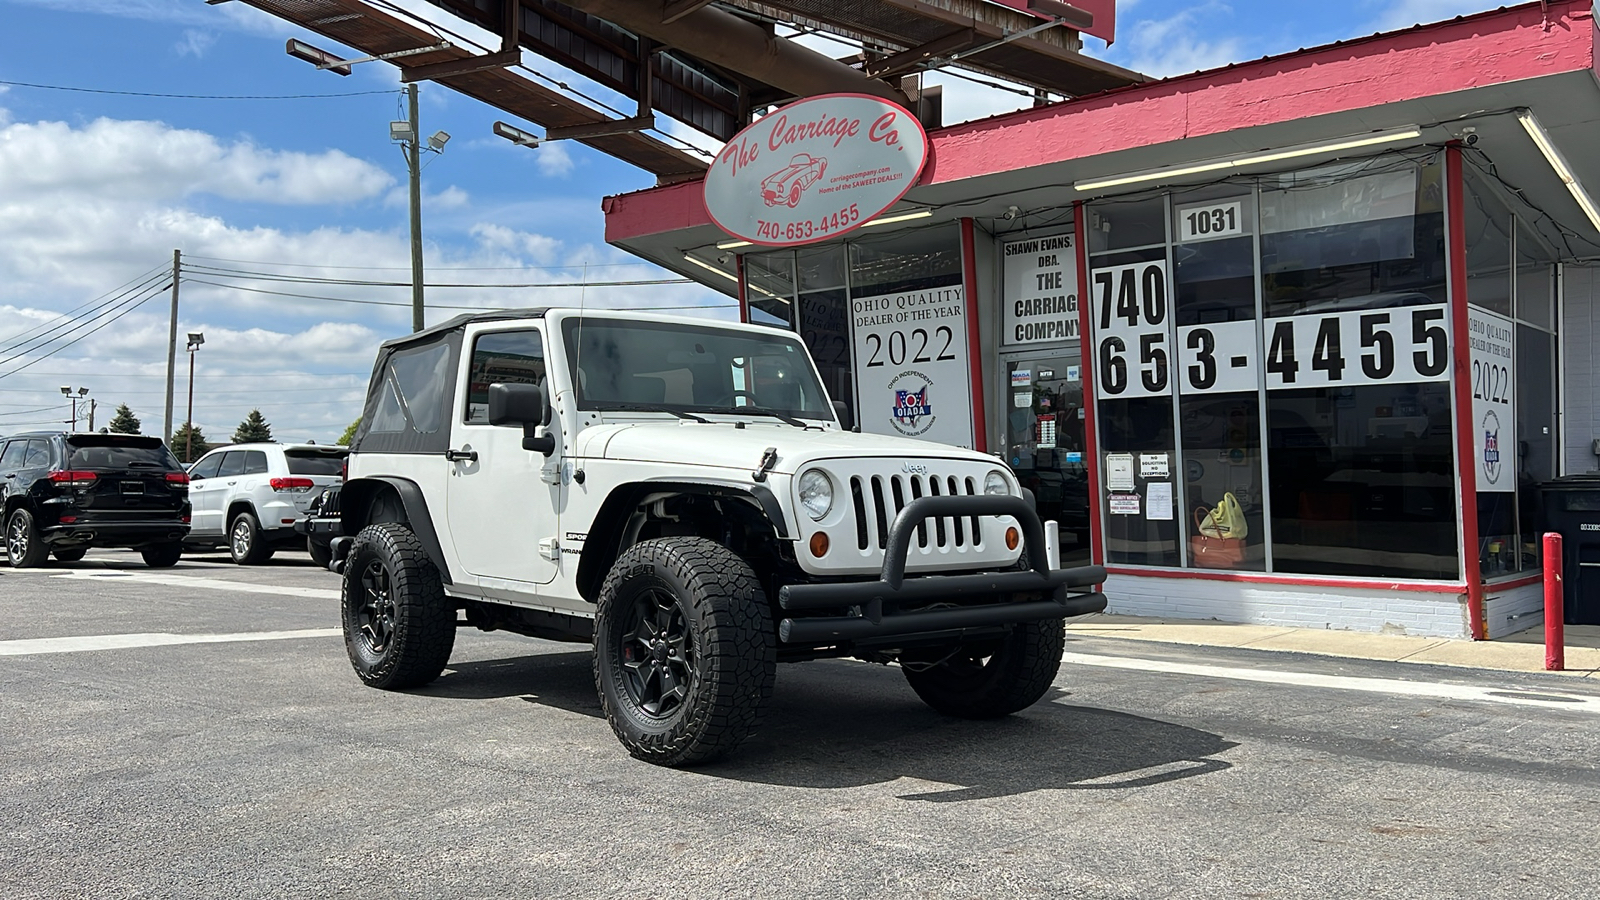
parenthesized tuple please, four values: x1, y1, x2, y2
(4, 550, 1600, 899)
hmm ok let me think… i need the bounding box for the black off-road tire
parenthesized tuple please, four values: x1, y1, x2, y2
(5, 508, 50, 568)
(140, 542, 183, 568)
(307, 537, 332, 569)
(52, 548, 87, 563)
(341, 522, 454, 690)
(594, 537, 776, 767)
(229, 511, 275, 565)
(902, 620, 1065, 719)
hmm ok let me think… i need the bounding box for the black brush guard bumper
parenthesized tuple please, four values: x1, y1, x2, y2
(776, 495, 1106, 644)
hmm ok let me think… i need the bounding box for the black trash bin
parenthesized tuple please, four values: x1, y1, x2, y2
(1541, 475, 1600, 626)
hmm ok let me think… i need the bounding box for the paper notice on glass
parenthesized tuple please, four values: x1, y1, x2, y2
(1106, 453, 1135, 491)
(1146, 482, 1173, 520)
(1140, 453, 1170, 478)
(1014, 390, 1033, 408)
(1108, 493, 1141, 515)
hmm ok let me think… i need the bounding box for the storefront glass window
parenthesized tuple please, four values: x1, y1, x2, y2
(1088, 154, 1460, 579)
(796, 246, 851, 412)
(744, 252, 796, 328)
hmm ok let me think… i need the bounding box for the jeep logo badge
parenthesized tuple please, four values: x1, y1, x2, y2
(901, 462, 929, 475)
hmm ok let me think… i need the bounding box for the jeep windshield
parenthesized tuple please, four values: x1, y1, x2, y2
(562, 318, 833, 421)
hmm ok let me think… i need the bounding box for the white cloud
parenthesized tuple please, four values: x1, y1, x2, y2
(1116, 4, 1247, 78)
(0, 117, 394, 205)
(1369, 0, 1500, 31)
(536, 142, 576, 177)
(175, 28, 215, 58)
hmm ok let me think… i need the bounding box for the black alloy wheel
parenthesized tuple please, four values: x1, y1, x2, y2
(340, 522, 454, 690)
(355, 557, 398, 655)
(593, 537, 776, 767)
(617, 587, 696, 718)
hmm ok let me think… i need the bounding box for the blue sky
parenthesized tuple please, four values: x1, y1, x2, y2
(0, 0, 1502, 442)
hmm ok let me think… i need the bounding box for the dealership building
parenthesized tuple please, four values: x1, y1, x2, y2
(602, 1, 1600, 639)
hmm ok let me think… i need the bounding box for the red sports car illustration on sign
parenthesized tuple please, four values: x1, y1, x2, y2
(761, 153, 828, 208)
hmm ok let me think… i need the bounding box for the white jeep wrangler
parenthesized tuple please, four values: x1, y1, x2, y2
(324, 308, 1105, 766)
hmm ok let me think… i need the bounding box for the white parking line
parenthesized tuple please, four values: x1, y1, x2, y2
(1059, 651, 1600, 714)
(0, 628, 342, 656)
(2, 568, 342, 601)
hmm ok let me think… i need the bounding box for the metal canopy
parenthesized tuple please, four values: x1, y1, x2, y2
(235, 0, 1140, 184)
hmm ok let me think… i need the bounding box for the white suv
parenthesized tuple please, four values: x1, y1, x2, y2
(185, 443, 347, 564)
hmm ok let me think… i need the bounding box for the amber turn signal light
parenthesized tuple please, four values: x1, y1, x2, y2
(1005, 526, 1020, 551)
(809, 532, 830, 557)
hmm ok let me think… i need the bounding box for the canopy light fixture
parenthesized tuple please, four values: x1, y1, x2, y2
(861, 209, 934, 227)
(683, 254, 738, 283)
(493, 121, 541, 148)
(1074, 127, 1424, 192)
(716, 239, 753, 250)
(1518, 110, 1600, 233)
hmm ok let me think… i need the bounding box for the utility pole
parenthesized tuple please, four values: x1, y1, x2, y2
(163, 249, 181, 442)
(88, 399, 97, 432)
(405, 82, 425, 333)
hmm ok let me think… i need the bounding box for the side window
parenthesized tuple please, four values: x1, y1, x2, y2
(24, 440, 52, 468)
(370, 342, 452, 434)
(217, 451, 247, 478)
(464, 330, 545, 424)
(189, 454, 223, 481)
(242, 451, 269, 475)
(0, 441, 25, 470)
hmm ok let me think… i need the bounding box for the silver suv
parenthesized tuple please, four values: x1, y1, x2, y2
(185, 443, 346, 564)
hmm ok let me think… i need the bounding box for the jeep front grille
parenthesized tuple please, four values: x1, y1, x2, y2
(849, 474, 982, 551)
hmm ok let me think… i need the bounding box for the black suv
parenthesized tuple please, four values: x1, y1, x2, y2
(1, 432, 191, 568)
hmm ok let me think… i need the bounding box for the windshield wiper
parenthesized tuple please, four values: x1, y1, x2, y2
(591, 401, 708, 423)
(701, 406, 810, 428)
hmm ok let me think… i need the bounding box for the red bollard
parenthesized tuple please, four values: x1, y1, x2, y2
(1544, 532, 1564, 672)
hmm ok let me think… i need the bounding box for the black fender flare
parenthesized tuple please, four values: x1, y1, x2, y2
(575, 479, 789, 603)
(339, 476, 453, 584)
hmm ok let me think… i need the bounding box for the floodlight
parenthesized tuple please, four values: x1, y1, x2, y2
(428, 130, 451, 151)
(390, 121, 414, 142)
(60, 386, 70, 395)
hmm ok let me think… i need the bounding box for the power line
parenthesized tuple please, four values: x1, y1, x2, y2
(183, 278, 734, 311)
(183, 254, 660, 272)
(0, 283, 169, 380)
(0, 264, 167, 355)
(0, 273, 170, 371)
(182, 262, 697, 289)
(0, 79, 398, 101)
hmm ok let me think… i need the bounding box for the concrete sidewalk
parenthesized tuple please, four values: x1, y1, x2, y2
(1065, 613, 1600, 678)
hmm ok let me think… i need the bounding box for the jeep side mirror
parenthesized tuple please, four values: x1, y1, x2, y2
(488, 383, 555, 456)
(832, 400, 852, 430)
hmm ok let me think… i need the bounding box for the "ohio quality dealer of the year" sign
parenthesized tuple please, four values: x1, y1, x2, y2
(703, 93, 929, 248)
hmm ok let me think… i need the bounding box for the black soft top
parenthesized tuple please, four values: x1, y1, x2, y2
(378, 307, 550, 352)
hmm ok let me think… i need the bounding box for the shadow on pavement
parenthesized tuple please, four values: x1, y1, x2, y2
(433, 651, 1238, 801)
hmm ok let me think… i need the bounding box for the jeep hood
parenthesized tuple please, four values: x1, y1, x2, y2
(582, 422, 994, 475)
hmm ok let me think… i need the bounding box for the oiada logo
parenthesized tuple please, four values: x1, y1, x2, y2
(1482, 410, 1503, 486)
(888, 371, 935, 437)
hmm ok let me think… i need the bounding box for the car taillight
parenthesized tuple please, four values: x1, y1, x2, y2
(47, 471, 97, 484)
(182, 513, 191, 524)
(341, 458, 348, 480)
(166, 472, 190, 485)
(270, 477, 315, 492)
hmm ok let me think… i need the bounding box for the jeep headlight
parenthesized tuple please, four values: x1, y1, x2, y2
(984, 470, 1011, 496)
(797, 469, 834, 520)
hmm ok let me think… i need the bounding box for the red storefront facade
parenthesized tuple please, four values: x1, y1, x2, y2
(604, 1, 1600, 639)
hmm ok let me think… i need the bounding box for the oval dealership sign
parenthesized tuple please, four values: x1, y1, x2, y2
(703, 93, 930, 248)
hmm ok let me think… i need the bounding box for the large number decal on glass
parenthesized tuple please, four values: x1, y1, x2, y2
(1260, 304, 1451, 390)
(1091, 260, 1170, 399)
(1177, 321, 1257, 394)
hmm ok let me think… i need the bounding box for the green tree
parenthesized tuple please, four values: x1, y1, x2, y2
(233, 409, 273, 444)
(337, 417, 361, 447)
(108, 403, 141, 434)
(170, 424, 211, 464)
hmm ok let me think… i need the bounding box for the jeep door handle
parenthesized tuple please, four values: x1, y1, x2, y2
(445, 449, 478, 463)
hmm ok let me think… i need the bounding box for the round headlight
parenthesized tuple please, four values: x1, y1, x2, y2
(984, 470, 1011, 496)
(797, 469, 834, 520)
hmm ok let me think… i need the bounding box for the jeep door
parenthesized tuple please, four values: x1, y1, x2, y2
(445, 325, 561, 590)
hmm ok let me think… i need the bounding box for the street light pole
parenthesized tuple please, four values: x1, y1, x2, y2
(185, 333, 204, 462)
(405, 82, 425, 333)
